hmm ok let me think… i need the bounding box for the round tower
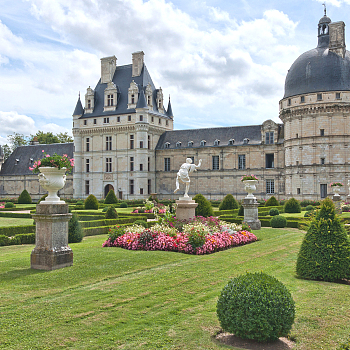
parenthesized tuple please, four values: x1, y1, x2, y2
(279, 13, 350, 199)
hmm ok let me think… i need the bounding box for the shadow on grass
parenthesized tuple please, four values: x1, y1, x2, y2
(214, 332, 295, 349)
(0, 267, 46, 281)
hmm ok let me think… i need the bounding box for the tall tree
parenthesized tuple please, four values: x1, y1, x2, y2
(57, 132, 73, 143)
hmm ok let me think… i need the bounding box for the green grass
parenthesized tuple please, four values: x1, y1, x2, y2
(0, 228, 349, 349)
(0, 217, 34, 227)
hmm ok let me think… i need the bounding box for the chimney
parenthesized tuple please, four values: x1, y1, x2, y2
(132, 51, 144, 77)
(329, 21, 346, 58)
(100, 56, 117, 83)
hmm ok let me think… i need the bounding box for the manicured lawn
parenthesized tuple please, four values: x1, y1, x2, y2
(0, 217, 33, 227)
(0, 228, 349, 349)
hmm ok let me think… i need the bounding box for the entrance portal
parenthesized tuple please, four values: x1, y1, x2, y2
(104, 184, 114, 198)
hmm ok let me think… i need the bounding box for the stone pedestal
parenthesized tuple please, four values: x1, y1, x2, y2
(333, 195, 342, 215)
(243, 197, 261, 230)
(175, 197, 198, 221)
(347, 195, 350, 203)
(31, 203, 73, 270)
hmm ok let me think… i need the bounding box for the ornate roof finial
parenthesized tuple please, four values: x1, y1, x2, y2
(79, 91, 80, 99)
(322, 2, 326, 16)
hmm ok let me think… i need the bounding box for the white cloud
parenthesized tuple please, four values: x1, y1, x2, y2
(0, 111, 36, 140)
(1, 0, 301, 130)
(40, 123, 72, 135)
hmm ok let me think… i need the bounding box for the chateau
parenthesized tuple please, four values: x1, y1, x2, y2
(1, 13, 350, 201)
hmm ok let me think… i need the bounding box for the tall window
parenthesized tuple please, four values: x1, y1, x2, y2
(265, 154, 274, 168)
(130, 135, 134, 149)
(128, 115, 131, 121)
(320, 129, 325, 136)
(164, 158, 170, 172)
(238, 154, 246, 170)
(266, 180, 275, 194)
(317, 93, 323, 101)
(103, 117, 109, 124)
(139, 115, 143, 121)
(140, 141, 144, 149)
(148, 179, 151, 194)
(129, 180, 134, 195)
(105, 158, 112, 172)
(85, 180, 90, 195)
(320, 184, 327, 198)
(148, 157, 150, 171)
(106, 136, 112, 151)
(140, 163, 143, 171)
(93, 119, 96, 124)
(86, 159, 90, 173)
(86, 138, 90, 152)
(107, 94, 113, 106)
(265, 132, 274, 144)
(140, 188, 144, 195)
(148, 135, 151, 149)
(212, 155, 219, 170)
(117, 116, 120, 122)
(131, 95, 135, 104)
(87, 100, 91, 108)
(130, 157, 134, 171)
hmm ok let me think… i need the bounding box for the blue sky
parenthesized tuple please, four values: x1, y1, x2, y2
(0, 0, 350, 144)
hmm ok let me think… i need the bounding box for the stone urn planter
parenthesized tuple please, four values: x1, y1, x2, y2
(38, 167, 67, 204)
(332, 185, 341, 197)
(243, 180, 258, 198)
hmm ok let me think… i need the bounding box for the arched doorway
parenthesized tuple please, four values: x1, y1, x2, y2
(104, 184, 114, 198)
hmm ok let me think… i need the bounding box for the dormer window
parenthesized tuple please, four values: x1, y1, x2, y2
(265, 132, 274, 144)
(214, 139, 220, 146)
(128, 80, 139, 108)
(164, 142, 170, 149)
(104, 81, 117, 112)
(85, 86, 94, 113)
(131, 95, 135, 104)
(228, 139, 234, 145)
(176, 141, 181, 148)
(87, 100, 91, 109)
(107, 94, 113, 106)
(243, 138, 249, 144)
(188, 141, 193, 147)
(200, 140, 206, 146)
(145, 83, 153, 107)
(157, 88, 164, 113)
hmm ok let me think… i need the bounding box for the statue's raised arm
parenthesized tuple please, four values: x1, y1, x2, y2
(174, 158, 202, 198)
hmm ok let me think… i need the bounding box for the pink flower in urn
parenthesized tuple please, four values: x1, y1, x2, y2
(42, 150, 45, 153)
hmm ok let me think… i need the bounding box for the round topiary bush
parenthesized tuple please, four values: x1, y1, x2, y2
(305, 205, 314, 211)
(18, 189, 32, 204)
(219, 194, 239, 210)
(284, 197, 301, 213)
(133, 219, 148, 228)
(296, 197, 350, 282)
(68, 214, 84, 243)
(270, 215, 287, 228)
(193, 194, 214, 217)
(269, 208, 280, 216)
(265, 196, 279, 207)
(217, 272, 295, 342)
(84, 194, 99, 210)
(5, 202, 15, 208)
(304, 210, 314, 218)
(105, 206, 118, 219)
(119, 202, 128, 208)
(238, 204, 244, 216)
(104, 189, 118, 204)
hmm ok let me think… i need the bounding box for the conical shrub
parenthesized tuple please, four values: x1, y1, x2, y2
(104, 189, 118, 204)
(296, 197, 350, 282)
(18, 189, 32, 204)
(219, 194, 239, 210)
(84, 194, 99, 210)
(105, 206, 118, 219)
(284, 197, 301, 213)
(193, 194, 214, 217)
(68, 213, 84, 243)
(265, 196, 279, 207)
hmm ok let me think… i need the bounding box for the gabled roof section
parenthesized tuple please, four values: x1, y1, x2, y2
(156, 125, 263, 149)
(73, 96, 84, 116)
(0, 143, 74, 176)
(81, 64, 168, 118)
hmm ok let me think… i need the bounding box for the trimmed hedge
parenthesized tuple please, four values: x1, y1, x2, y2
(0, 233, 35, 246)
(0, 206, 36, 212)
(0, 225, 36, 237)
(0, 212, 32, 218)
(194, 194, 214, 217)
(18, 190, 32, 204)
(213, 209, 235, 216)
(81, 216, 148, 228)
(84, 194, 99, 210)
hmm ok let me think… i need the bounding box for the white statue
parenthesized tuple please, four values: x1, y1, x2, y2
(174, 158, 202, 198)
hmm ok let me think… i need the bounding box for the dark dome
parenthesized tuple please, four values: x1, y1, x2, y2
(283, 15, 350, 99)
(284, 47, 350, 98)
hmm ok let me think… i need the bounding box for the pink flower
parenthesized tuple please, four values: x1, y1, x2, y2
(42, 150, 45, 153)
(46, 154, 50, 158)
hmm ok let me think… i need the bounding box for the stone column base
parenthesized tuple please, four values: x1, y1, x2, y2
(31, 248, 73, 270)
(31, 203, 73, 270)
(175, 198, 198, 221)
(243, 197, 261, 230)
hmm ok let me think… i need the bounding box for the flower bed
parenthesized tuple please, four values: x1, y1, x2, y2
(102, 216, 257, 255)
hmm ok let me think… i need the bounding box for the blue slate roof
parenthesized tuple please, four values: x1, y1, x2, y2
(0, 143, 74, 176)
(73, 96, 84, 116)
(79, 64, 171, 118)
(156, 125, 268, 149)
